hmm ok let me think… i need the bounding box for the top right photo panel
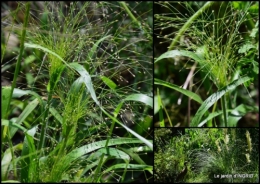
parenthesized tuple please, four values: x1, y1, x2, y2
(154, 1, 259, 127)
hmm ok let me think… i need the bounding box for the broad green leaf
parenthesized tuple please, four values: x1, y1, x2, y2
(24, 43, 100, 106)
(154, 96, 159, 114)
(1, 180, 21, 183)
(155, 78, 203, 104)
(12, 88, 43, 106)
(191, 76, 252, 126)
(113, 93, 153, 122)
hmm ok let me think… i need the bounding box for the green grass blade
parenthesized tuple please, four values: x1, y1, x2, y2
(1, 143, 23, 180)
(47, 65, 66, 92)
(24, 43, 70, 67)
(104, 93, 152, 150)
(123, 94, 153, 108)
(228, 104, 259, 127)
(5, 2, 30, 120)
(49, 107, 63, 125)
(118, 147, 146, 165)
(155, 50, 205, 64)
(1, 180, 21, 183)
(191, 76, 252, 126)
(1, 119, 28, 133)
(101, 107, 153, 149)
(103, 163, 153, 173)
(97, 147, 130, 160)
(157, 88, 164, 127)
(155, 78, 203, 104)
(1, 86, 12, 118)
(100, 76, 117, 90)
(69, 63, 100, 106)
(87, 35, 111, 62)
(20, 126, 38, 182)
(58, 138, 148, 177)
(14, 98, 39, 126)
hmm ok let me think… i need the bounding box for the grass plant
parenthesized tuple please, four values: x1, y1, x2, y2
(154, 1, 258, 127)
(1, 2, 153, 182)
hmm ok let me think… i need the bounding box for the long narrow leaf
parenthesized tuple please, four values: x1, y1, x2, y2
(155, 78, 203, 104)
(88, 35, 111, 61)
(59, 138, 148, 175)
(101, 107, 153, 149)
(2, 86, 12, 118)
(157, 88, 164, 127)
(69, 63, 100, 106)
(123, 94, 153, 108)
(191, 76, 251, 126)
(20, 126, 38, 182)
(14, 98, 39, 126)
(155, 50, 205, 64)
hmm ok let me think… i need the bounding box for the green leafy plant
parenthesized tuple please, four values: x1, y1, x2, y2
(1, 2, 153, 182)
(154, 1, 259, 127)
(155, 128, 259, 183)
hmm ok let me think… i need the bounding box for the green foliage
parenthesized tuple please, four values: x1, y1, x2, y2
(155, 128, 259, 183)
(154, 1, 259, 127)
(1, 2, 153, 183)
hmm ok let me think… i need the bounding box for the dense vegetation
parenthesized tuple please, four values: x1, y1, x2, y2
(154, 1, 259, 127)
(1, 2, 153, 182)
(155, 128, 259, 183)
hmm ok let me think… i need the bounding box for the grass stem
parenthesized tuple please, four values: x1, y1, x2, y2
(37, 92, 53, 151)
(168, 1, 214, 50)
(5, 2, 30, 119)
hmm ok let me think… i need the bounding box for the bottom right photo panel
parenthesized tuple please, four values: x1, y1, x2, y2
(154, 128, 259, 183)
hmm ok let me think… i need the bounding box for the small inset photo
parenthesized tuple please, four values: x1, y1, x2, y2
(154, 128, 259, 183)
